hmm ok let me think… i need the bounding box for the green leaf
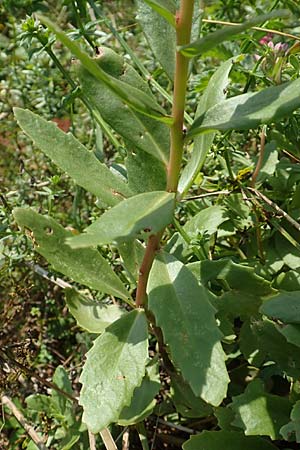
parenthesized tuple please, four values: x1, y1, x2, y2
(65, 288, 125, 333)
(256, 141, 279, 184)
(279, 324, 300, 347)
(184, 205, 229, 237)
(178, 58, 234, 195)
(260, 291, 300, 324)
(51, 366, 73, 422)
(180, 10, 290, 58)
(252, 318, 300, 377)
(230, 379, 291, 440)
(136, 0, 175, 80)
(118, 240, 145, 283)
(170, 373, 213, 418)
(67, 191, 175, 248)
(39, 16, 172, 125)
(141, 0, 176, 27)
(78, 48, 170, 164)
(118, 360, 160, 425)
(188, 76, 300, 138)
(126, 149, 167, 194)
(239, 320, 267, 367)
(13, 208, 130, 301)
(147, 251, 229, 406)
(26, 394, 52, 413)
(183, 431, 279, 450)
(14, 108, 132, 206)
(188, 259, 274, 318)
(280, 400, 300, 442)
(79, 309, 148, 433)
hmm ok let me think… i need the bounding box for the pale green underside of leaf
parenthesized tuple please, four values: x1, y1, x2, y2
(79, 310, 148, 433)
(65, 288, 125, 333)
(141, 0, 176, 27)
(126, 149, 167, 194)
(147, 251, 229, 406)
(67, 191, 175, 248)
(14, 108, 132, 206)
(79, 61, 170, 165)
(137, 0, 175, 80)
(183, 431, 279, 450)
(184, 205, 229, 236)
(230, 379, 291, 440)
(13, 208, 130, 301)
(188, 76, 300, 138)
(180, 10, 290, 57)
(178, 58, 234, 195)
(118, 361, 160, 425)
(39, 15, 172, 125)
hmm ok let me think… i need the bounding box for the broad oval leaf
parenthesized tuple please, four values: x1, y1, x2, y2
(39, 15, 172, 125)
(280, 400, 300, 442)
(13, 208, 130, 301)
(260, 290, 300, 324)
(184, 205, 229, 237)
(188, 76, 300, 138)
(67, 191, 175, 248)
(183, 431, 279, 450)
(178, 58, 234, 195)
(278, 324, 300, 347)
(65, 288, 125, 333)
(180, 10, 290, 58)
(78, 49, 170, 164)
(79, 309, 148, 433)
(14, 108, 132, 206)
(147, 251, 229, 406)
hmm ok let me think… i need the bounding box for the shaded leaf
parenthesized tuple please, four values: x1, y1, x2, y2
(188, 76, 300, 138)
(180, 10, 289, 58)
(278, 324, 300, 347)
(137, 0, 175, 80)
(79, 310, 148, 432)
(239, 320, 267, 367)
(13, 208, 130, 301)
(78, 48, 170, 164)
(51, 366, 73, 422)
(280, 400, 300, 442)
(126, 149, 167, 194)
(230, 379, 291, 439)
(170, 373, 213, 418)
(260, 291, 300, 324)
(65, 288, 125, 333)
(179, 58, 234, 194)
(147, 251, 229, 406)
(67, 191, 175, 248)
(118, 361, 160, 425)
(39, 16, 172, 124)
(118, 240, 145, 283)
(14, 108, 132, 206)
(183, 430, 279, 450)
(26, 394, 52, 413)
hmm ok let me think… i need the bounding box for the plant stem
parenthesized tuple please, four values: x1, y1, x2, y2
(167, 0, 195, 192)
(135, 0, 194, 308)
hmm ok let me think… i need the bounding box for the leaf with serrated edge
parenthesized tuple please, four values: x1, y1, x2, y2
(65, 288, 125, 333)
(79, 310, 148, 433)
(39, 16, 172, 125)
(180, 10, 289, 58)
(67, 191, 175, 248)
(147, 251, 229, 405)
(188, 76, 300, 138)
(13, 208, 130, 301)
(14, 108, 132, 206)
(179, 58, 233, 195)
(183, 431, 279, 450)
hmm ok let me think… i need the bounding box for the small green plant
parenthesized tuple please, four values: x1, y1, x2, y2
(10, 1, 300, 448)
